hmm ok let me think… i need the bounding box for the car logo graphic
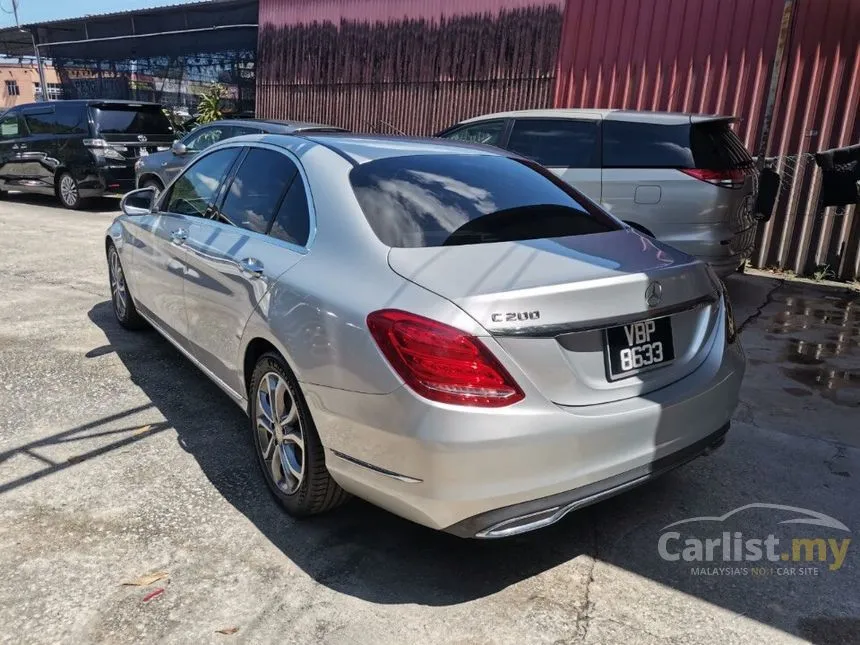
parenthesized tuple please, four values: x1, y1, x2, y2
(138, 135, 148, 142)
(645, 281, 662, 308)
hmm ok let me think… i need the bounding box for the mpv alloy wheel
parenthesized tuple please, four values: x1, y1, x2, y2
(250, 353, 349, 516)
(58, 172, 82, 209)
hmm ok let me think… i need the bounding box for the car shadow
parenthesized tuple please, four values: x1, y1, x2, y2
(87, 294, 857, 642)
(3, 192, 120, 213)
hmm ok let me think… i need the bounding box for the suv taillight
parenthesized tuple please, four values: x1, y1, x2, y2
(681, 168, 745, 188)
(367, 309, 524, 407)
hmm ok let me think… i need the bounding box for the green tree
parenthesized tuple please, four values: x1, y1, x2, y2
(196, 84, 225, 124)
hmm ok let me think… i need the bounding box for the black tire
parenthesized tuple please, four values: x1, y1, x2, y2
(250, 352, 349, 516)
(57, 171, 85, 210)
(141, 177, 164, 195)
(107, 243, 147, 330)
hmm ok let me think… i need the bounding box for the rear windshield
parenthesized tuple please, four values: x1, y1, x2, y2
(603, 120, 753, 170)
(91, 105, 173, 136)
(350, 154, 621, 248)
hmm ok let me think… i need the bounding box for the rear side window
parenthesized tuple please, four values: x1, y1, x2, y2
(350, 154, 620, 248)
(690, 122, 753, 170)
(164, 148, 241, 217)
(269, 176, 311, 247)
(603, 121, 694, 168)
(92, 105, 173, 136)
(440, 121, 506, 147)
(54, 104, 88, 134)
(23, 110, 57, 135)
(219, 149, 298, 234)
(507, 119, 599, 168)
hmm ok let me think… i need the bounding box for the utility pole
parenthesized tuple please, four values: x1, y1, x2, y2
(11, 0, 49, 101)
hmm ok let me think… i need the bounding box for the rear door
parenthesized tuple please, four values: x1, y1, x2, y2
(182, 145, 310, 394)
(90, 102, 175, 162)
(130, 146, 242, 347)
(20, 105, 60, 191)
(505, 117, 602, 202)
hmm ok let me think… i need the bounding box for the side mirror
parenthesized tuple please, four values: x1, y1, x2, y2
(121, 187, 157, 216)
(171, 140, 187, 156)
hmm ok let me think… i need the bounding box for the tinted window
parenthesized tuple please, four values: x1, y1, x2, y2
(184, 126, 227, 152)
(269, 176, 310, 246)
(350, 154, 620, 248)
(92, 105, 173, 135)
(690, 121, 753, 170)
(219, 149, 298, 233)
(23, 110, 57, 135)
(603, 121, 694, 168)
(507, 119, 599, 167)
(165, 148, 240, 217)
(54, 104, 88, 134)
(0, 111, 22, 139)
(441, 121, 505, 147)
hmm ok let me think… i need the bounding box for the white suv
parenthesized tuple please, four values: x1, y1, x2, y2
(437, 109, 758, 277)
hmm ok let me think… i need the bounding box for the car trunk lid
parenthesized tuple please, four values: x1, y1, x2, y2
(388, 229, 721, 405)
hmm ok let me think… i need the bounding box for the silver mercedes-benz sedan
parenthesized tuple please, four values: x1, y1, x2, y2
(106, 133, 745, 538)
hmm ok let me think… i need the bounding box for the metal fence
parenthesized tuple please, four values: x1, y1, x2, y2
(256, 1, 564, 135)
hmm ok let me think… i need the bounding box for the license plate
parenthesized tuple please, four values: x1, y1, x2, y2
(138, 148, 149, 157)
(604, 316, 675, 380)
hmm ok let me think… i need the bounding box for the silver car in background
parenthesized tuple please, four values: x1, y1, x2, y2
(437, 109, 759, 277)
(134, 118, 346, 192)
(106, 133, 745, 538)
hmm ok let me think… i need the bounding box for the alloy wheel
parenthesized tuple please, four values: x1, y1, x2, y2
(256, 372, 305, 495)
(108, 248, 127, 319)
(60, 174, 78, 207)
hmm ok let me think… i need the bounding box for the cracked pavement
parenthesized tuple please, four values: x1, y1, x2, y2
(0, 196, 857, 644)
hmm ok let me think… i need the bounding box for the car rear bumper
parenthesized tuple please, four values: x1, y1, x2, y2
(305, 326, 745, 536)
(79, 166, 136, 197)
(658, 222, 758, 278)
(447, 421, 729, 538)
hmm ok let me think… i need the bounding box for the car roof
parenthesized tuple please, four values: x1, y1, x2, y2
(456, 108, 733, 126)
(251, 132, 510, 165)
(15, 99, 163, 109)
(205, 118, 347, 133)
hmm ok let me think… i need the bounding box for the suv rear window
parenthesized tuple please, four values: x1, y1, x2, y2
(349, 154, 620, 248)
(91, 104, 173, 136)
(603, 119, 753, 170)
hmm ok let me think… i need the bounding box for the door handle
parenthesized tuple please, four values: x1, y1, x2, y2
(239, 257, 264, 277)
(169, 228, 188, 245)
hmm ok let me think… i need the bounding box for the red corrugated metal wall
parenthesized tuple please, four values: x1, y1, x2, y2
(554, 0, 860, 279)
(257, 0, 565, 135)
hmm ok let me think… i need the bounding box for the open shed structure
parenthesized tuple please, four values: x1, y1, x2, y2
(0, 0, 258, 115)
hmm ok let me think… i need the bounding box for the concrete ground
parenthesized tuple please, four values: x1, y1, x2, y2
(0, 195, 857, 645)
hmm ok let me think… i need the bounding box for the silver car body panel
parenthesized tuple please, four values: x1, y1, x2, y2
(108, 133, 745, 536)
(446, 108, 758, 277)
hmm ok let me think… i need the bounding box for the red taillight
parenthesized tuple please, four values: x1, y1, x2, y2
(366, 309, 524, 407)
(680, 168, 745, 188)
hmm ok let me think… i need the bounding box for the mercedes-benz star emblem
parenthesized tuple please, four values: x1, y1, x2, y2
(645, 281, 663, 308)
(137, 135, 148, 142)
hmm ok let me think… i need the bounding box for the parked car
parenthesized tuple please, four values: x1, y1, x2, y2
(106, 133, 744, 538)
(0, 100, 175, 209)
(135, 119, 347, 192)
(436, 109, 759, 277)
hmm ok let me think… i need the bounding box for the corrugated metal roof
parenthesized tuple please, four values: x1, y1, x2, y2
(19, 0, 239, 29)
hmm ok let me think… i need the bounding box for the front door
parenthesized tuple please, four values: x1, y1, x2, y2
(132, 146, 243, 346)
(182, 146, 310, 395)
